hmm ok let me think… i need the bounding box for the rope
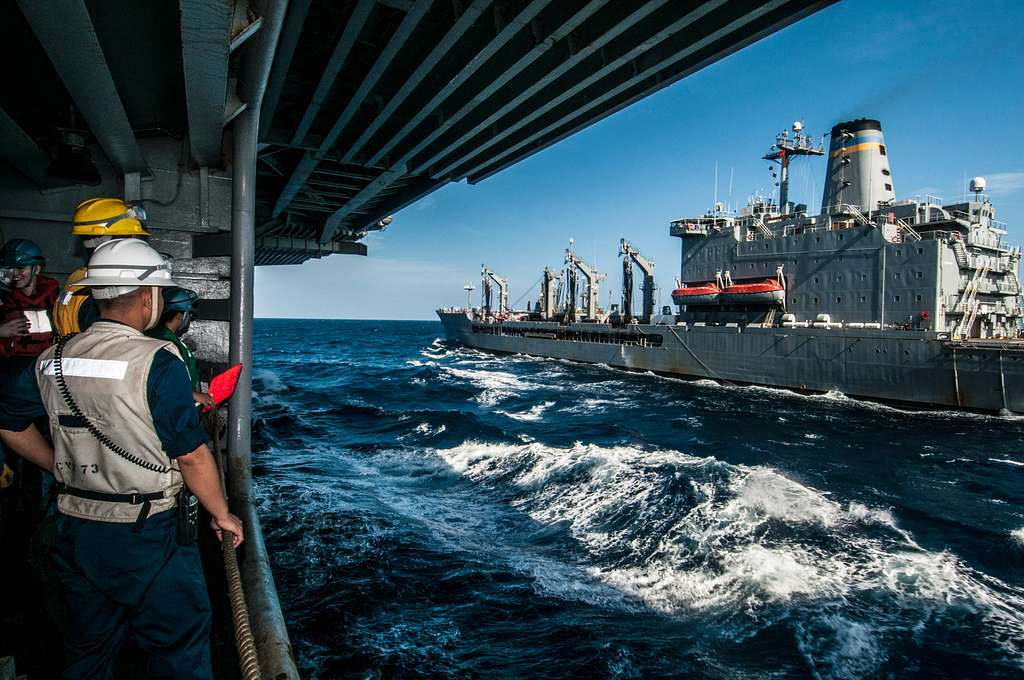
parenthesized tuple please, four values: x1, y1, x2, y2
(208, 410, 259, 679)
(222, 531, 260, 680)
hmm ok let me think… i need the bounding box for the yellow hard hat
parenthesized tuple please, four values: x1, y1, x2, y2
(71, 197, 150, 236)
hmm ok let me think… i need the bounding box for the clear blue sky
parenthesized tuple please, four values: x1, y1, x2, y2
(255, 0, 1024, 320)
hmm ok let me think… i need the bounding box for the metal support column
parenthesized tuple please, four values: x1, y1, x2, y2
(229, 1, 298, 678)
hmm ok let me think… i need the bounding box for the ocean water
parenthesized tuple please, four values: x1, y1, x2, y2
(251, 319, 1024, 679)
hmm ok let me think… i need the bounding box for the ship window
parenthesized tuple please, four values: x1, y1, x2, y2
(859, 295, 867, 303)
(813, 276, 820, 283)
(765, 243, 770, 250)
(917, 248, 924, 255)
(916, 271, 923, 279)
(836, 296, 842, 303)
(895, 249, 901, 256)
(750, 263, 754, 269)
(859, 273, 867, 281)
(792, 296, 798, 304)
(884, 183, 893, 191)
(894, 295, 901, 302)
(894, 272, 901, 280)
(813, 297, 819, 304)
(836, 274, 842, 282)
(915, 294, 922, 302)
(879, 145, 887, 156)
(815, 236, 821, 243)
(882, 168, 891, 176)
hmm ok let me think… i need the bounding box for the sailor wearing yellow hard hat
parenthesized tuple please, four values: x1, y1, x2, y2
(53, 197, 150, 338)
(0, 238, 242, 679)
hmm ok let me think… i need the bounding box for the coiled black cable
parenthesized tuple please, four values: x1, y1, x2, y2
(53, 334, 170, 474)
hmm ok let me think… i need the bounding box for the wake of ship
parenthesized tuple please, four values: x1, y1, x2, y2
(252, 319, 1024, 679)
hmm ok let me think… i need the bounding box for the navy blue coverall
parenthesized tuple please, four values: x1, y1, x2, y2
(1, 347, 212, 679)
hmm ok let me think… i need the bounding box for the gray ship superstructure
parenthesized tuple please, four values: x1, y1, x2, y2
(439, 119, 1024, 412)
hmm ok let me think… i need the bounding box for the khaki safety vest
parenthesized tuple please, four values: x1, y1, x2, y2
(52, 266, 88, 338)
(37, 321, 185, 522)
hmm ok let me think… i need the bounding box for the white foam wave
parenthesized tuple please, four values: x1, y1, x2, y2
(253, 368, 285, 393)
(1012, 528, 1024, 547)
(990, 457, 1024, 467)
(498, 401, 555, 422)
(431, 440, 1024, 667)
(439, 365, 533, 406)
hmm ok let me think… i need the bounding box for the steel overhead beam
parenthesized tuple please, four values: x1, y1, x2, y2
(275, 0, 431, 216)
(17, 0, 146, 174)
(273, 151, 317, 215)
(415, 0, 682, 177)
(462, 0, 812, 183)
(290, 0, 375, 147)
(257, 235, 367, 255)
(306, 179, 363, 191)
(364, 0, 554, 167)
(258, 0, 312, 142)
(271, 0, 374, 215)
(0, 108, 63, 188)
(337, 0, 492, 164)
(349, 1, 608, 238)
(316, 0, 432, 160)
(425, 0, 726, 179)
(180, 0, 234, 167)
(354, 176, 447, 233)
(318, 163, 407, 243)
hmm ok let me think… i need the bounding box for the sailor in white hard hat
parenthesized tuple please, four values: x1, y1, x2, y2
(0, 238, 242, 679)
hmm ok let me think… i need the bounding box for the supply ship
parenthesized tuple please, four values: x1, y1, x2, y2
(439, 119, 1024, 412)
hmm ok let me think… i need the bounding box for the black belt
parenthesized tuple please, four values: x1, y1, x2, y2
(56, 483, 168, 533)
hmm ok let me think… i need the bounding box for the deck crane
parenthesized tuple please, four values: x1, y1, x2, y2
(539, 266, 561, 320)
(565, 239, 607, 321)
(481, 265, 508, 316)
(619, 239, 656, 323)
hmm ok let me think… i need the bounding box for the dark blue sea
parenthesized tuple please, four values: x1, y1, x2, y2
(251, 319, 1024, 679)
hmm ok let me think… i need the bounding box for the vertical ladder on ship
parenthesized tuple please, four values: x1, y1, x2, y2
(954, 259, 990, 339)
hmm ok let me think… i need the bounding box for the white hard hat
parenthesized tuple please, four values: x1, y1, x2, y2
(78, 238, 178, 299)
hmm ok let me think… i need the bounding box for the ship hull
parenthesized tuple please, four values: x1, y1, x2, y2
(437, 311, 1024, 412)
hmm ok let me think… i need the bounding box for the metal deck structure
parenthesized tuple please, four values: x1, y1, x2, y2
(0, 1, 837, 676)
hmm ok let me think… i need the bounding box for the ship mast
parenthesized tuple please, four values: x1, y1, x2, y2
(763, 121, 823, 213)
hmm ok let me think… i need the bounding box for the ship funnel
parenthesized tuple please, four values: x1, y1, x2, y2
(820, 118, 895, 215)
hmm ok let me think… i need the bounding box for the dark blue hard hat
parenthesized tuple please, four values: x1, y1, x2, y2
(1, 238, 45, 267)
(162, 286, 199, 312)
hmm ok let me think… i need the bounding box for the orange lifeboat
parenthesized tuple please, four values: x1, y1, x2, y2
(671, 283, 721, 306)
(720, 278, 785, 305)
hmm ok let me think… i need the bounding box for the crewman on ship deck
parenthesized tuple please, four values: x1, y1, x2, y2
(53, 197, 151, 338)
(0, 239, 243, 679)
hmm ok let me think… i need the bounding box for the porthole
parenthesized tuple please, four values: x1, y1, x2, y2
(884, 183, 893, 191)
(882, 168, 891, 176)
